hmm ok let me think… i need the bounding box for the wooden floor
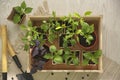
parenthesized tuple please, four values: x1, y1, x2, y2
(0, 0, 120, 80)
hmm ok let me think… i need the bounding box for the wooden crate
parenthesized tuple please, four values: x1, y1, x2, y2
(29, 16, 102, 73)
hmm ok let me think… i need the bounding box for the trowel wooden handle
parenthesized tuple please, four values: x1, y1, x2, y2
(1, 25, 7, 80)
(0, 27, 1, 36)
(8, 41, 16, 56)
(8, 41, 22, 68)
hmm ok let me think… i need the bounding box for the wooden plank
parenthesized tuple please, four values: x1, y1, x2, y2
(33, 72, 50, 80)
(99, 62, 119, 80)
(114, 66, 120, 80)
(46, 72, 66, 80)
(73, 72, 91, 80)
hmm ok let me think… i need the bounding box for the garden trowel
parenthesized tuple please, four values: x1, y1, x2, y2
(0, 25, 34, 80)
(8, 41, 34, 80)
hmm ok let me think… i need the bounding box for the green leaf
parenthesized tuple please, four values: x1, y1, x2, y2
(28, 20, 32, 27)
(63, 54, 70, 60)
(63, 39, 68, 48)
(21, 1, 26, 9)
(50, 45, 56, 53)
(52, 11, 56, 18)
(74, 13, 80, 18)
(89, 24, 94, 33)
(87, 35, 93, 41)
(82, 59, 89, 66)
(86, 35, 93, 45)
(84, 11, 92, 16)
(73, 57, 79, 65)
(57, 49, 63, 55)
(44, 53, 53, 59)
(14, 6, 22, 14)
(70, 39, 76, 46)
(55, 26, 62, 30)
(68, 18, 72, 23)
(80, 20, 89, 33)
(55, 21, 60, 26)
(25, 7, 33, 14)
(86, 39, 91, 45)
(48, 33, 56, 43)
(73, 21, 79, 26)
(38, 35, 45, 45)
(20, 24, 26, 30)
(83, 52, 92, 60)
(61, 16, 68, 21)
(94, 50, 102, 58)
(76, 29, 81, 34)
(64, 49, 71, 54)
(22, 37, 27, 43)
(92, 58, 98, 64)
(53, 55, 63, 64)
(24, 44, 29, 51)
(41, 24, 49, 32)
(13, 14, 21, 24)
(65, 34, 73, 39)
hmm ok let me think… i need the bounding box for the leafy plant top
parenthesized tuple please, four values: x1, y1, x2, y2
(63, 49, 80, 65)
(13, 1, 32, 23)
(82, 50, 102, 65)
(75, 11, 94, 45)
(44, 45, 64, 64)
(20, 20, 40, 51)
(44, 45, 80, 65)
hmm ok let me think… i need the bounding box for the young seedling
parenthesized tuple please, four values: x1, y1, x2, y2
(75, 11, 94, 45)
(63, 50, 80, 65)
(20, 20, 44, 51)
(13, 1, 32, 24)
(82, 50, 102, 65)
(44, 45, 64, 64)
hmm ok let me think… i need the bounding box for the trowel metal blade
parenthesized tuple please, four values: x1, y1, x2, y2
(16, 73, 34, 80)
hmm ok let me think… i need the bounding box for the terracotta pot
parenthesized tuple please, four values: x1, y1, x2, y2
(78, 31, 97, 50)
(7, 8, 26, 24)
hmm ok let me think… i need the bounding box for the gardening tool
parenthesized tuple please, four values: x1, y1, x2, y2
(8, 41, 34, 80)
(0, 25, 34, 80)
(1, 25, 7, 80)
